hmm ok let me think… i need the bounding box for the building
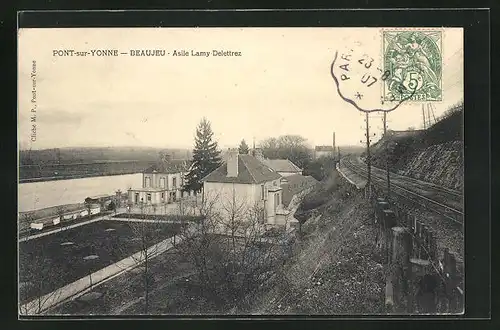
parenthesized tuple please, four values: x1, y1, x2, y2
(202, 149, 288, 227)
(29, 204, 101, 231)
(127, 159, 192, 206)
(281, 174, 319, 208)
(261, 159, 302, 177)
(85, 194, 114, 210)
(314, 146, 334, 159)
(249, 148, 302, 177)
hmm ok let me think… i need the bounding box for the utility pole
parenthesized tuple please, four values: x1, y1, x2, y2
(332, 132, 336, 159)
(383, 111, 391, 198)
(422, 104, 427, 129)
(427, 103, 437, 126)
(365, 112, 371, 198)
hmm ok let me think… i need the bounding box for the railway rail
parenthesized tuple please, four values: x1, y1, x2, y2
(342, 158, 464, 226)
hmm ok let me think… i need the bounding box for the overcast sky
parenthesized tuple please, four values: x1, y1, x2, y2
(18, 28, 463, 150)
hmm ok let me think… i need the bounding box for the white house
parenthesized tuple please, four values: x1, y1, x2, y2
(127, 159, 193, 206)
(314, 145, 334, 159)
(202, 149, 288, 228)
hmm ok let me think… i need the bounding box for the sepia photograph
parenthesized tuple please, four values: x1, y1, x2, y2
(18, 26, 464, 316)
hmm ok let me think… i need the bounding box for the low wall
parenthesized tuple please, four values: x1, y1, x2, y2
(370, 187, 463, 314)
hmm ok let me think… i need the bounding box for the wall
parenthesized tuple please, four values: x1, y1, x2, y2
(203, 178, 282, 224)
(128, 190, 165, 205)
(397, 141, 463, 190)
(279, 171, 302, 177)
(143, 172, 185, 190)
(203, 181, 259, 218)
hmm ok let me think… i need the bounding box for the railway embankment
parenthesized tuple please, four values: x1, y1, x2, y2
(370, 104, 463, 191)
(249, 171, 387, 314)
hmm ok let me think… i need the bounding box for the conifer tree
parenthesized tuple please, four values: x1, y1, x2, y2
(238, 139, 250, 155)
(183, 118, 222, 193)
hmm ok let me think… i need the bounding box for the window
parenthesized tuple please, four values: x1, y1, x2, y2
(172, 177, 177, 189)
(160, 177, 166, 188)
(277, 193, 280, 206)
(261, 184, 265, 200)
(145, 176, 151, 188)
(135, 193, 139, 204)
(147, 193, 151, 202)
(161, 192, 165, 199)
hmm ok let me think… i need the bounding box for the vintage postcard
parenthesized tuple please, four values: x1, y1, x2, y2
(18, 27, 464, 316)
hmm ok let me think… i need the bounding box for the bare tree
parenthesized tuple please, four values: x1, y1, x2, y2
(112, 202, 169, 314)
(173, 189, 290, 311)
(19, 244, 63, 315)
(219, 184, 249, 249)
(84, 198, 93, 219)
(56, 206, 65, 221)
(172, 190, 222, 299)
(259, 135, 313, 168)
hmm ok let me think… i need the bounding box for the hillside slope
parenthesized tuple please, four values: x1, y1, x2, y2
(245, 172, 386, 314)
(370, 104, 463, 190)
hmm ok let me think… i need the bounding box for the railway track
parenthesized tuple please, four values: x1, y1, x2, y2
(342, 158, 464, 226)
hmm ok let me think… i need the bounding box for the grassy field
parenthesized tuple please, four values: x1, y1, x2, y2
(19, 220, 184, 303)
(52, 249, 198, 315)
(53, 236, 276, 315)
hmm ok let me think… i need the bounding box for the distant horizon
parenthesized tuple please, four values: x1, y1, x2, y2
(18, 142, 367, 152)
(18, 28, 463, 151)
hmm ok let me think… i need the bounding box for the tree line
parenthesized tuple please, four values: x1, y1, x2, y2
(181, 117, 336, 195)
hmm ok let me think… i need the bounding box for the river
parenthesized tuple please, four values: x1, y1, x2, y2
(18, 173, 143, 212)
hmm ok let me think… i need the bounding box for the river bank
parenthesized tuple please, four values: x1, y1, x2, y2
(19, 171, 143, 184)
(19, 173, 142, 213)
(19, 160, 155, 183)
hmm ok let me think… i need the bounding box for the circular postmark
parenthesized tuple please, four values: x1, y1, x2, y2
(331, 41, 417, 113)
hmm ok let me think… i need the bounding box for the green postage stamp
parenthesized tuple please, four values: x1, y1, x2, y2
(382, 29, 443, 102)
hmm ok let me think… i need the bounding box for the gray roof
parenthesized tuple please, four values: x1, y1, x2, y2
(262, 159, 302, 172)
(202, 154, 282, 184)
(144, 160, 190, 174)
(281, 175, 319, 207)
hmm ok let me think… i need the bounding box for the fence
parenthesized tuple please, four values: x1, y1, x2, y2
(367, 183, 463, 314)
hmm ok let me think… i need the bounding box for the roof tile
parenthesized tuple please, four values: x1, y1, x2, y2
(262, 159, 302, 172)
(203, 154, 281, 184)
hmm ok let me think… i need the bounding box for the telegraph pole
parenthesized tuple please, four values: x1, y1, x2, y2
(383, 111, 391, 197)
(422, 104, 427, 129)
(365, 112, 371, 198)
(332, 132, 336, 159)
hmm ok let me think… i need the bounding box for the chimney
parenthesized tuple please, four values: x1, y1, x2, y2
(332, 132, 336, 157)
(226, 148, 239, 177)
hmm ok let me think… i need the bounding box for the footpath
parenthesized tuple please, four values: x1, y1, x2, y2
(20, 229, 189, 315)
